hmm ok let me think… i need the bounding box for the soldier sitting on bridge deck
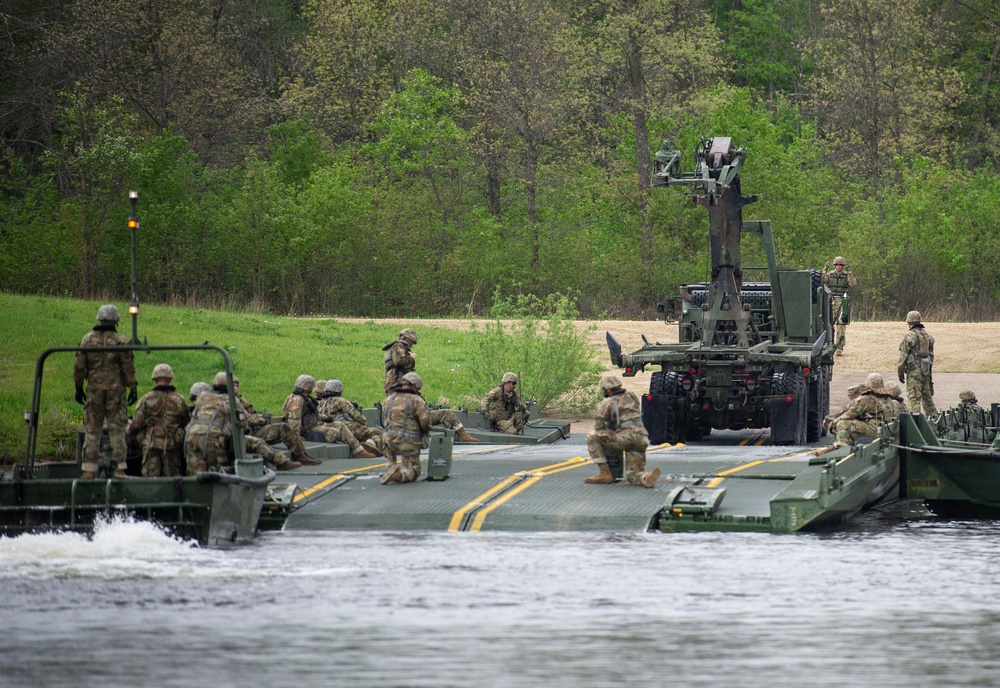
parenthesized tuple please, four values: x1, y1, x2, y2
(829, 373, 893, 447)
(482, 372, 529, 434)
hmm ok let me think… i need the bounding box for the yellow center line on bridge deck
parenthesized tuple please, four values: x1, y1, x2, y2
(467, 458, 589, 532)
(448, 457, 588, 532)
(648, 443, 685, 454)
(292, 462, 384, 502)
(703, 448, 829, 488)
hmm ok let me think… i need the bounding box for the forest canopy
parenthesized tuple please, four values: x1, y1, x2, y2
(2, 0, 999, 320)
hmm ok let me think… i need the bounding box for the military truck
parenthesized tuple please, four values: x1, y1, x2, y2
(606, 137, 837, 445)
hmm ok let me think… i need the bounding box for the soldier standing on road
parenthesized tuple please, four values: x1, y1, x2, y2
(129, 363, 190, 477)
(282, 375, 378, 458)
(235, 376, 321, 466)
(585, 373, 661, 487)
(897, 310, 937, 415)
(822, 256, 858, 356)
(383, 328, 418, 394)
(73, 304, 138, 479)
(483, 372, 529, 434)
(380, 372, 432, 484)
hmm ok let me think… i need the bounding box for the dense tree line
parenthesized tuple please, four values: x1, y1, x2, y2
(1, 0, 998, 319)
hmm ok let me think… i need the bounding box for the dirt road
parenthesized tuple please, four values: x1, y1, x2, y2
(335, 317, 1000, 432)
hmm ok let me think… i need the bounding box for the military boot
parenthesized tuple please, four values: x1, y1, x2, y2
(354, 449, 378, 459)
(640, 466, 661, 488)
(362, 440, 383, 457)
(114, 469, 128, 478)
(584, 463, 614, 484)
(80, 471, 96, 479)
(277, 460, 303, 471)
(297, 454, 323, 465)
(455, 428, 479, 443)
(380, 463, 401, 485)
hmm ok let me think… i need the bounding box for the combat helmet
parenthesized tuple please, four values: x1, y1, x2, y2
(601, 372, 623, 390)
(865, 372, 884, 391)
(315, 380, 327, 395)
(905, 310, 922, 324)
(294, 374, 316, 393)
(399, 328, 418, 344)
(151, 363, 174, 381)
(846, 384, 863, 396)
(401, 372, 423, 389)
(833, 256, 846, 266)
(326, 379, 344, 395)
(212, 371, 230, 388)
(886, 384, 903, 398)
(96, 304, 120, 323)
(502, 372, 518, 384)
(959, 390, 977, 402)
(189, 382, 210, 400)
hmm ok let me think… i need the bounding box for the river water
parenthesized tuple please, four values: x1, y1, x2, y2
(2, 506, 999, 688)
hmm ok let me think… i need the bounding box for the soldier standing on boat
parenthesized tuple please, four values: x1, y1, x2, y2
(897, 310, 937, 415)
(383, 328, 418, 394)
(185, 371, 242, 474)
(822, 256, 857, 356)
(483, 372, 529, 434)
(282, 375, 378, 458)
(584, 373, 661, 487)
(128, 363, 190, 477)
(73, 304, 138, 478)
(235, 376, 321, 466)
(380, 372, 432, 484)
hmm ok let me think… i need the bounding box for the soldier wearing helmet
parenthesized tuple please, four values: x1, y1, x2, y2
(73, 304, 139, 478)
(958, 390, 985, 431)
(583, 373, 660, 487)
(828, 372, 895, 447)
(482, 372, 529, 435)
(233, 377, 319, 469)
(824, 382, 869, 432)
(822, 256, 858, 356)
(128, 362, 190, 477)
(183, 371, 246, 474)
(317, 379, 387, 451)
(897, 310, 937, 415)
(281, 375, 377, 458)
(382, 328, 419, 393)
(380, 371, 432, 484)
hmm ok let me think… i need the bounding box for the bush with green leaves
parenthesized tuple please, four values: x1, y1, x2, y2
(465, 291, 602, 414)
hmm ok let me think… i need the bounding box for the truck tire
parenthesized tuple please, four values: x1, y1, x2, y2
(644, 371, 683, 444)
(806, 365, 830, 442)
(771, 372, 807, 445)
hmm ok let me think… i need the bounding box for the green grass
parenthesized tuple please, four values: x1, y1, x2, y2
(0, 294, 490, 461)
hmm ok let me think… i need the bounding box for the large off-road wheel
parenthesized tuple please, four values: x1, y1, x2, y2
(806, 364, 831, 442)
(771, 371, 808, 445)
(644, 371, 683, 444)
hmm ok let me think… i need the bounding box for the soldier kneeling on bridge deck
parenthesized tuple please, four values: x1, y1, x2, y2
(585, 373, 661, 488)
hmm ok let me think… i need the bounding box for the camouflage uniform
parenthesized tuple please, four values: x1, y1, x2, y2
(897, 314, 936, 415)
(831, 392, 890, 446)
(236, 393, 312, 465)
(282, 390, 370, 457)
(129, 383, 190, 477)
(483, 374, 529, 434)
(184, 385, 243, 474)
(317, 392, 384, 449)
(959, 390, 985, 432)
(381, 378, 432, 484)
(382, 330, 417, 393)
(822, 257, 857, 356)
(881, 384, 909, 418)
(585, 374, 659, 487)
(73, 314, 138, 475)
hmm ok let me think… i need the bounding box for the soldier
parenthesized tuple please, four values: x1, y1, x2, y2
(831, 373, 893, 446)
(380, 372, 432, 484)
(184, 371, 241, 474)
(427, 399, 479, 443)
(958, 390, 985, 432)
(128, 363, 190, 477)
(73, 304, 138, 479)
(959, 389, 981, 412)
(897, 310, 937, 415)
(882, 383, 909, 418)
(188, 382, 210, 414)
(314, 380, 327, 400)
(383, 328, 418, 393)
(482, 372, 529, 434)
(824, 383, 866, 433)
(234, 376, 321, 466)
(282, 375, 378, 458)
(317, 379, 385, 451)
(822, 256, 858, 356)
(584, 373, 661, 487)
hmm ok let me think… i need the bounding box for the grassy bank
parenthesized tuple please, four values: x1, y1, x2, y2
(0, 294, 489, 461)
